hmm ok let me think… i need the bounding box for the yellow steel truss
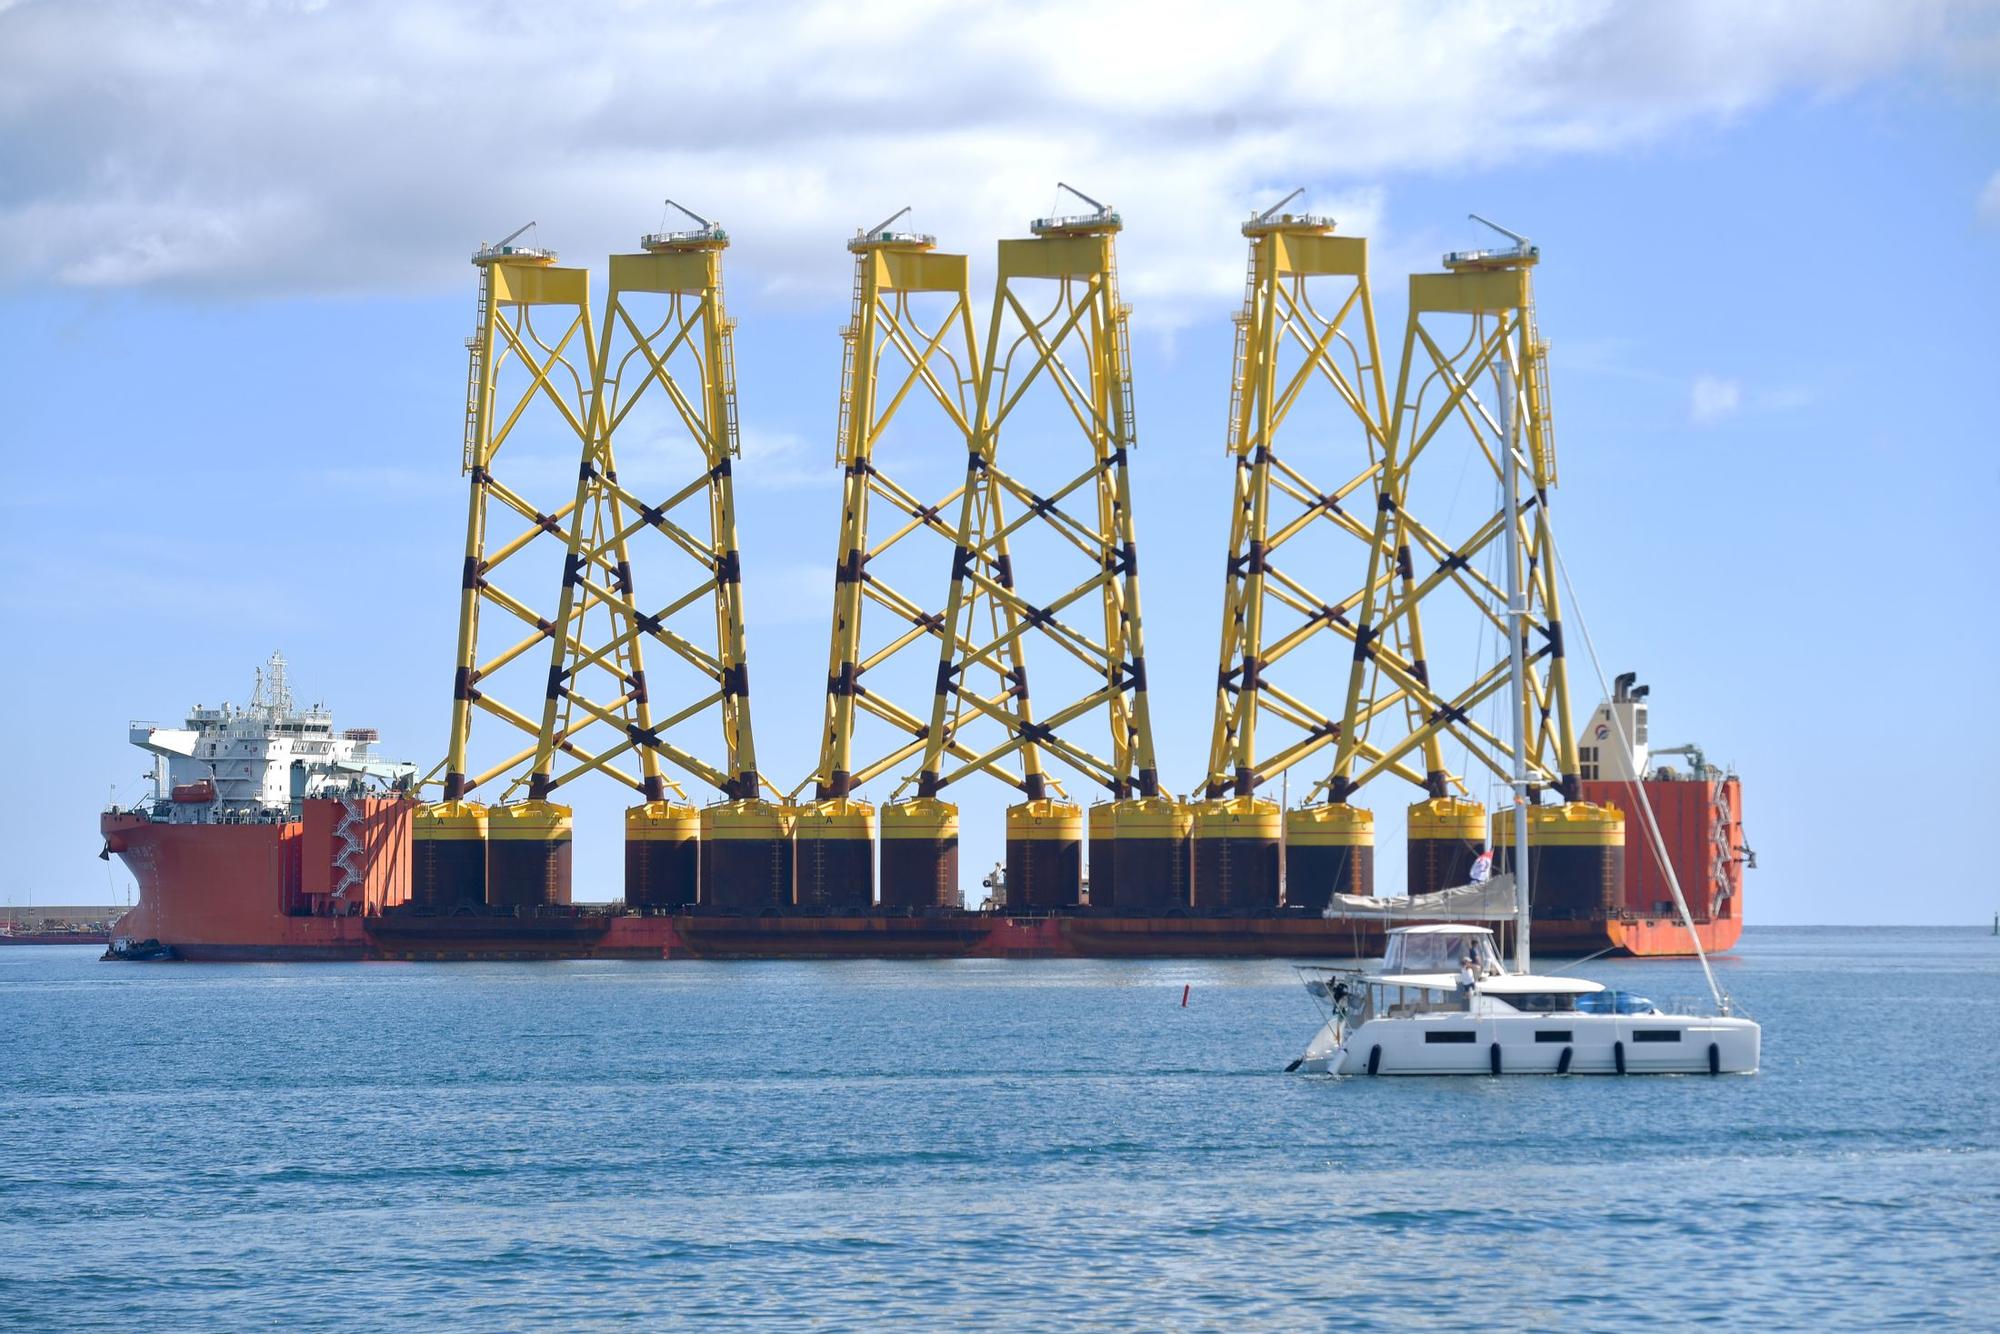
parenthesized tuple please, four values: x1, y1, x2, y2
(1200, 211, 1445, 802)
(526, 228, 762, 802)
(913, 206, 1160, 802)
(432, 221, 763, 805)
(438, 244, 600, 801)
(806, 224, 1021, 800)
(1330, 247, 1581, 803)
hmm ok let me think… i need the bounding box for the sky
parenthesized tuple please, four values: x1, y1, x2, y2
(1, 0, 1996, 924)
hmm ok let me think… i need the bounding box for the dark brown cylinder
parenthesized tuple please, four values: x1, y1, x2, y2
(412, 801, 488, 911)
(880, 799, 960, 910)
(625, 802, 699, 911)
(1005, 800, 1082, 910)
(1492, 804, 1626, 920)
(1102, 798, 1193, 914)
(699, 801, 794, 910)
(1283, 804, 1374, 910)
(1191, 797, 1280, 913)
(1407, 798, 1487, 895)
(793, 800, 876, 912)
(486, 802, 571, 909)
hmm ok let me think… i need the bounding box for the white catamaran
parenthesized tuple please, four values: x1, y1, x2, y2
(1290, 259, 1760, 1077)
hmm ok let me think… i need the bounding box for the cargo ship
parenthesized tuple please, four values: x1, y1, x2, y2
(102, 659, 1748, 962)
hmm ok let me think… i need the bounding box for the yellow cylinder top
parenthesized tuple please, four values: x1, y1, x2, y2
(701, 799, 794, 841)
(1110, 796, 1192, 839)
(414, 800, 488, 837)
(794, 797, 877, 838)
(1191, 795, 1281, 838)
(1490, 800, 1625, 847)
(1088, 802, 1118, 836)
(1006, 798, 1083, 841)
(487, 799, 573, 841)
(880, 797, 959, 840)
(626, 801, 700, 839)
(1285, 803, 1375, 847)
(1407, 796, 1487, 838)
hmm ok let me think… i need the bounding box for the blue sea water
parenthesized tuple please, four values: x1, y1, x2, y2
(1, 926, 1995, 1330)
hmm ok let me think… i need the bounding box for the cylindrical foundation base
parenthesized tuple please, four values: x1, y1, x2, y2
(879, 799, 959, 910)
(1408, 797, 1487, 895)
(1491, 802, 1626, 920)
(1103, 797, 1192, 914)
(625, 802, 699, 911)
(793, 799, 876, 911)
(1191, 797, 1280, 913)
(1284, 804, 1374, 910)
(1005, 799, 1083, 911)
(486, 801, 572, 909)
(412, 801, 488, 911)
(700, 801, 795, 910)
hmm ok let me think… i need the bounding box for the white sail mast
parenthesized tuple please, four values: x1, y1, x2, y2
(1501, 338, 1532, 974)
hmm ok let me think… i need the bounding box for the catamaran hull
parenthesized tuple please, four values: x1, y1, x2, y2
(1301, 1013, 1759, 1076)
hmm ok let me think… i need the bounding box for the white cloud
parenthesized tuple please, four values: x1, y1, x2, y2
(1980, 170, 2000, 226)
(1690, 374, 1742, 426)
(0, 0, 1985, 313)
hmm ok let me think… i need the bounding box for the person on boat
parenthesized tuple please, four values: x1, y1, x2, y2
(1456, 955, 1478, 1007)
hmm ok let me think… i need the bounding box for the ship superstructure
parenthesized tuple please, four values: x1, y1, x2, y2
(128, 652, 413, 822)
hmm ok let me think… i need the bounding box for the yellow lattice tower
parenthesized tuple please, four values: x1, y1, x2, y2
(797, 211, 1015, 911)
(419, 225, 597, 911)
(530, 203, 783, 913)
(913, 186, 1168, 912)
(1332, 218, 1610, 903)
(1194, 195, 1431, 911)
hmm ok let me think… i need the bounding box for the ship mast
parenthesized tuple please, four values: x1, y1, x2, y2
(1501, 339, 1532, 973)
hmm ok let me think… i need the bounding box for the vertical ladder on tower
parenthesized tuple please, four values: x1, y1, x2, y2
(1223, 247, 1256, 453)
(461, 267, 491, 474)
(1105, 247, 1138, 449)
(1528, 311, 1557, 485)
(834, 259, 867, 462)
(715, 267, 744, 459)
